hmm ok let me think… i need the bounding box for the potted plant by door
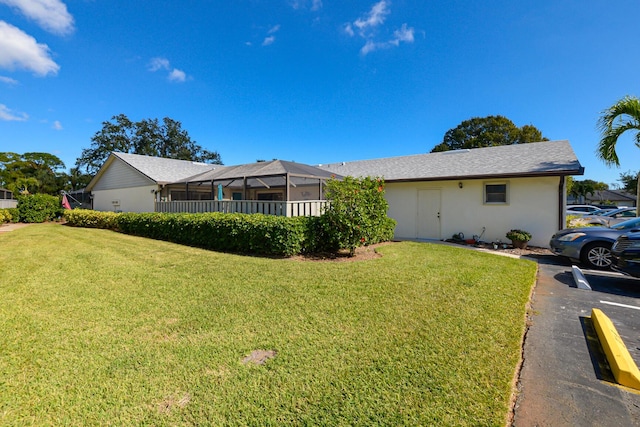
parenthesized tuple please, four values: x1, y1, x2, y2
(506, 229, 532, 249)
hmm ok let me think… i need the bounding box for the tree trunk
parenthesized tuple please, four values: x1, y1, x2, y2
(637, 171, 640, 216)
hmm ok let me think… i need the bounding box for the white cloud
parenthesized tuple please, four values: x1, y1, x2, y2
(0, 75, 18, 85)
(262, 35, 275, 46)
(290, 0, 322, 11)
(52, 119, 62, 130)
(347, 2, 415, 56)
(261, 25, 280, 46)
(268, 24, 280, 34)
(0, 0, 74, 35)
(0, 103, 28, 121)
(148, 57, 170, 72)
(0, 21, 59, 75)
(149, 57, 189, 82)
(359, 25, 414, 55)
(393, 23, 414, 44)
(360, 40, 378, 55)
(344, 23, 354, 37)
(354, 0, 389, 34)
(168, 68, 186, 83)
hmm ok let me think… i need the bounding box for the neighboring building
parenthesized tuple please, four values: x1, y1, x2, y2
(86, 153, 336, 215)
(318, 140, 583, 248)
(0, 187, 17, 209)
(585, 189, 636, 207)
(87, 140, 584, 248)
(86, 153, 217, 212)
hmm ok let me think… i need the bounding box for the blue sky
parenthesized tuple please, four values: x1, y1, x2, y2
(1, 0, 639, 187)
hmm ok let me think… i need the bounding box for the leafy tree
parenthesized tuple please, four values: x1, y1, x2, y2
(66, 167, 93, 191)
(431, 115, 548, 152)
(0, 152, 67, 195)
(618, 170, 639, 194)
(568, 179, 608, 203)
(76, 114, 223, 175)
(597, 96, 640, 166)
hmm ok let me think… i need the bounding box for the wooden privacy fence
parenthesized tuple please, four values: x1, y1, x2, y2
(155, 200, 328, 217)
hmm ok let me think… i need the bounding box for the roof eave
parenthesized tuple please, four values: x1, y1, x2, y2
(384, 168, 585, 184)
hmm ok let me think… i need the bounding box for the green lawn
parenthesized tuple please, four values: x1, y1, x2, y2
(0, 224, 537, 426)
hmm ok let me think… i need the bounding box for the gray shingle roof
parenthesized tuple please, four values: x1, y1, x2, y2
(588, 189, 637, 203)
(111, 152, 221, 184)
(176, 159, 338, 183)
(317, 140, 583, 181)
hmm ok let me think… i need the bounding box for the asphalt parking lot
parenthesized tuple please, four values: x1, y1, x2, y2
(513, 254, 640, 426)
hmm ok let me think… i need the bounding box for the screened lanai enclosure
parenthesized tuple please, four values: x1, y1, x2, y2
(0, 187, 17, 209)
(155, 160, 340, 217)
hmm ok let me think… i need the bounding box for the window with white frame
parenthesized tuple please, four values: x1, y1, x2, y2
(484, 182, 508, 204)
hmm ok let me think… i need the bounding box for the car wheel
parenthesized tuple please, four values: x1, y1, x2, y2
(580, 242, 612, 270)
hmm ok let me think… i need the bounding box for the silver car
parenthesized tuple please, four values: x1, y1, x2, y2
(580, 207, 637, 227)
(550, 217, 640, 269)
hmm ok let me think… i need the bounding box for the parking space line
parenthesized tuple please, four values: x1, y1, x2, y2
(600, 300, 640, 311)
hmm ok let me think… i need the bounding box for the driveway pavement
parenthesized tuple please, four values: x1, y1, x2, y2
(512, 254, 640, 426)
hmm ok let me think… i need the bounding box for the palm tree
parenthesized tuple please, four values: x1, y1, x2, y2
(597, 96, 640, 165)
(597, 95, 640, 214)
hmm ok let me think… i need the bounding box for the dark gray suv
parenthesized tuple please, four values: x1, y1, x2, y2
(611, 231, 640, 278)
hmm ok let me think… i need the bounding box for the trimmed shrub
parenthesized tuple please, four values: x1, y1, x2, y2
(64, 209, 120, 229)
(16, 194, 63, 223)
(7, 208, 18, 223)
(299, 216, 337, 253)
(66, 210, 307, 257)
(322, 176, 397, 256)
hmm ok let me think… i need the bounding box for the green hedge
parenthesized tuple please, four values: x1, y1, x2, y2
(16, 194, 63, 223)
(63, 209, 120, 229)
(63, 178, 397, 257)
(65, 210, 309, 257)
(118, 212, 307, 256)
(64, 209, 394, 257)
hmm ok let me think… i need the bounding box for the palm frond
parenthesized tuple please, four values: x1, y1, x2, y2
(596, 96, 640, 166)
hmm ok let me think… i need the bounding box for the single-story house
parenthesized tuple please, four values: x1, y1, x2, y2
(86, 140, 584, 248)
(86, 153, 217, 212)
(86, 153, 338, 215)
(317, 140, 583, 247)
(585, 189, 637, 207)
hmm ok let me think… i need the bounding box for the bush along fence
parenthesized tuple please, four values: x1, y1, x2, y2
(64, 176, 397, 257)
(1, 194, 63, 224)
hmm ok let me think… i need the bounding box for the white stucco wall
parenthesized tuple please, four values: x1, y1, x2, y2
(385, 176, 562, 248)
(92, 186, 157, 213)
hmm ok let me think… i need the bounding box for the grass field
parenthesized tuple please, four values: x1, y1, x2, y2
(0, 224, 537, 426)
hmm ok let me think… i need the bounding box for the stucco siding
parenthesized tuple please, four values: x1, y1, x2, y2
(92, 186, 157, 212)
(92, 158, 155, 191)
(385, 176, 560, 248)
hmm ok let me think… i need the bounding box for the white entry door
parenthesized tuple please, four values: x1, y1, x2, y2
(417, 189, 441, 239)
